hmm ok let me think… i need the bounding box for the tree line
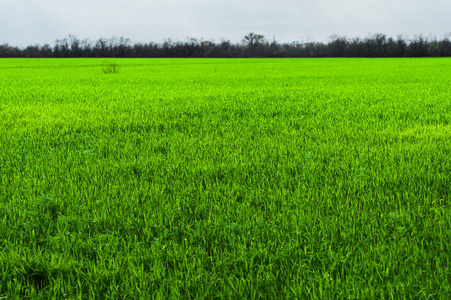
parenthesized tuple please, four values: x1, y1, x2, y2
(1, 33, 450, 58)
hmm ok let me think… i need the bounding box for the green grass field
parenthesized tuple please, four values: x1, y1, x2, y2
(1, 58, 451, 299)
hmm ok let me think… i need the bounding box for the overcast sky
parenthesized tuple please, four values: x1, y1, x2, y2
(1, 0, 450, 47)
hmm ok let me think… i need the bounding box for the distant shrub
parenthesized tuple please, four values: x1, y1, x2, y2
(102, 62, 120, 74)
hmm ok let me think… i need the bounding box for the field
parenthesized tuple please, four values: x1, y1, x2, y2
(1, 58, 451, 298)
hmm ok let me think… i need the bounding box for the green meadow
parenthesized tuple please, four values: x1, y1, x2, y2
(1, 58, 450, 298)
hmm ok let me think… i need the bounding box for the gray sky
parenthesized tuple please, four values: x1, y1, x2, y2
(1, 0, 450, 47)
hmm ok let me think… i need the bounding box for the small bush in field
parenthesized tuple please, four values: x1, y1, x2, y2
(102, 62, 120, 74)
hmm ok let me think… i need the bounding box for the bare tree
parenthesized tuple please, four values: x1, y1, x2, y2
(68, 34, 80, 57)
(55, 38, 69, 57)
(242, 33, 265, 48)
(95, 38, 108, 57)
(117, 36, 131, 57)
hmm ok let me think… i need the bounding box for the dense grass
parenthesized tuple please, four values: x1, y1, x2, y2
(1, 58, 451, 298)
